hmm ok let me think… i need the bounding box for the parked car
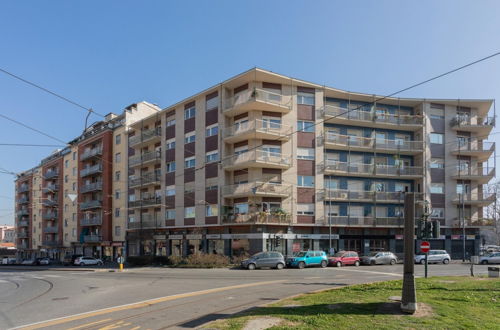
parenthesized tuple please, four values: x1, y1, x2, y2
(414, 250, 450, 264)
(361, 252, 398, 265)
(241, 252, 285, 270)
(63, 254, 83, 266)
(479, 252, 500, 264)
(21, 259, 36, 265)
(74, 256, 103, 266)
(35, 257, 51, 265)
(329, 251, 360, 267)
(287, 251, 328, 269)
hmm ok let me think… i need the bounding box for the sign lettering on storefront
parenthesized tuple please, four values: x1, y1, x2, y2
(153, 235, 167, 240)
(186, 234, 202, 240)
(168, 235, 184, 240)
(206, 234, 221, 239)
(296, 234, 340, 239)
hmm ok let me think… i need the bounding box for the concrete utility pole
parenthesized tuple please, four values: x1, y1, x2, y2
(401, 192, 417, 314)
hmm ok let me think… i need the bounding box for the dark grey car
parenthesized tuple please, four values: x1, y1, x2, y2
(361, 251, 398, 265)
(241, 252, 285, 270)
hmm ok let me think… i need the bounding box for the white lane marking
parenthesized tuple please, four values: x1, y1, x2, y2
(334, 268, 403, 277)
(43, 275, 61, 278)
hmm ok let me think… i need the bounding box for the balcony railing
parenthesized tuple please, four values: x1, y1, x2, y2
(80, 164, 103, 177)
(129, 196, 162, 208)
(19, 185, 30, 193)
(451, 139, 495, 154)
(80, 146, 103, 161)
(324, 132, 423, 153)
(83, 235, 102, 243)
(42, 240, 59, 247)
(18, 220, 29, 227)
(128, 171, 161, 188)
(81, 182, 103, 193)
(222, 213, 292, 225)
(17, 209, 29, 216)
(80, 215, 103, 226)
(324, 160, 423, 177)
(323, 104, 423, 126)
(452, 192, 496, 204)
(42, 211, 58, 220)
(222, 181, 292, 197)
(43, 170, 59, 180)
(17, 232, 28, 238)
(450, 167, 495, 180)
(81, 200, 102, 210)
(324, 189, 423, 203)
(128, 215, 161, 229)
(43, 226, 58, 234)
(224, 88, 291, 111)
(129, 150, 161, 167)
(453, 218, 495, 227)
(129, 127, 162, 147)
(17, 196, 30, 204)
(42, 199, 58, 207)
(450, 115, 495, 130)
(222, 150, 292, 169)
(223, 119, 292, 140)
(18, 242, 28, 249)
(42, 184, 59, 194)
(326, 216, 404, 227)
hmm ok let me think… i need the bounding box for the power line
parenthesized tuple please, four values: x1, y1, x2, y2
(0, 67, 104, 118)
(0, 113, 68, 145)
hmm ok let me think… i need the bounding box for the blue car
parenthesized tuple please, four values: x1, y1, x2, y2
(287, 251, 328, 269)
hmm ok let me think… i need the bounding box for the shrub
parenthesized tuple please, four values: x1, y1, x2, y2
(168, 253, 230, 268)
(230, 253, 249, 265)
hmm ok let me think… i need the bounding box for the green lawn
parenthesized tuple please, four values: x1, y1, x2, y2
(207, 277, 500, 330)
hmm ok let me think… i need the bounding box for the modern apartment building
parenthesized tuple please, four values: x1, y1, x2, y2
(0, 225, 15, 243)
(15, 102, 159, 261)
(127, 68, 496, 259)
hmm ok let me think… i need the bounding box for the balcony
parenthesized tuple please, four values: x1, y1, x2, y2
(81, 215, 103, 226)
(19, 185, 30, 193)
(80, 164, 103, 177)
(450, 167, 495, 184)
(18, 242, 28, 249)
(81, 182, 103, 193)
(450, 115, 494, 134)
(43, 170, 59, 180)
(450, 139, 494, 161)
(327, 216, 404, 227)
(323, 161, 423, 179)
(18, 220, 29, 227)
(324, 189, 423, 203)
(324, 132, 423, 155)
(129, 150, 161, 167)
(322, 104, 423, 131)
(42, 199, 58, 207)
(42, 211, 58, 220)
(222, 213, 292, 225)
(129, 127, 161, 147)
(128, 171, 161, 188)
(81, 200, 102, 210)
(80, 146, 103, 161)
(224, 88, 292, 117)
(17, 209, 29, 216)
(128, 215, 160, 229)
(43, 226, 58, 234)
(222, 150, 292, 171)
(452, 218, 495, 228)
(128, 196, 162, 209)
(42, 240, 59, 247)
(17, 232, 28, 238)
(83, 235, 102, 243)
(222, 182, 292, 198)
(42, 184, 59, 194)
(17, 196, 30, 204)
(223, 119, 292, 144)
(452, 192, 496, 207)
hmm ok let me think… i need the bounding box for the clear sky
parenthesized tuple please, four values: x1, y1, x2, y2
(1, 1, 500, 225)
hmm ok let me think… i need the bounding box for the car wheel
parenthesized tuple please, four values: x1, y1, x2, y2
(320, 260, 327, 268)
(420, 259, 426, 264)
(276, 263, 284, 270)
(298, 261, 305, 269)
(247, 263, 256, 270)
(443, 259, 449, 265)
(336, 261, 342, 267)
(481, 260, 488, 265)
(354, 261, 360, 267)
(370, 260, 375, 266)
(390, 259, 396, 265)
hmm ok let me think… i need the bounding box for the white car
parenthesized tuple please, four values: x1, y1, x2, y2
(74, 256, 103, 266)
(414, 250, 451, 264)
(479, 252, 500, 265)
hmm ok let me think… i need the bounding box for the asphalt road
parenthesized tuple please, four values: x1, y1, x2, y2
(0, 263, 492, 329)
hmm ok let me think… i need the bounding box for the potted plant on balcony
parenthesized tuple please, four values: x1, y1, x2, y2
(272, 208, 287, 222)
(251, 88, 258, 98)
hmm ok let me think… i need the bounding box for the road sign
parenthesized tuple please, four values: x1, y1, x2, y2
(420, 241, 430, 253)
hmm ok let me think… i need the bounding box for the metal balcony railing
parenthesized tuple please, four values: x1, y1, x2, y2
(451, 139, 495, 154)
(81, 200, 102, 210)
(18, 220, 29, 227)
(17, 196, 30, 204)
(450, 115, 495, 129)
(19, 184, 30, 193)
(17, 209, 29, 216)
(42, 199, 58, 207)
(80, 164, 103, 177)
(42, 184, 59, 193)
(326, 216, 404, 227)
(42, 240, 59, 247)
(43, 170, 59, 180)
(222, 181, 292, 197)
(222, 213, 291, 225)
(128, 172, 161, 187)
(224, 88, 291, 111)
(128, 196, 162, 208)
(222, 149, 292, 169)
(80, 146, 103, 161)
(43, 226, 58, 234)
(128, 215, 161, 229)
(42, 211, 58, 220)
(324, 132, 423, 152)
(324, 189, 422, 203)
(324, 160, 423, 177)
(17, 232, 28, 238)
(451, 167, 495, 178)
(129, 150, 161, 167)
(80, 215, 103, 226)
(323, 104, 423, 126)
(83, 235, 102, 243)
(129, 127, 162, 146)
(81, 182, 103, 193)
(223, 119, 292, 139)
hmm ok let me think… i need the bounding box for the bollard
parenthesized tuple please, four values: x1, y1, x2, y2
(119, 263, 124, 271)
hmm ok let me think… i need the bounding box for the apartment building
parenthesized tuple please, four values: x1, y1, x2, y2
(0, 225, 15, 243)
(15, 102, 159, 261)
(127, 68, 496, 259)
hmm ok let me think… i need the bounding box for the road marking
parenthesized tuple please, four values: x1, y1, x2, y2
(304, 277, 321, 279)
(13, 279, 286, 330)
(66, 318, 112, 330)
(42, 275, 61, 278)
(334, 268, 403, 277)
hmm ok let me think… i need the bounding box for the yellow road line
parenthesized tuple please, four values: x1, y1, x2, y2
(66, 319, 113, 330)
(14, 280, 285, 330)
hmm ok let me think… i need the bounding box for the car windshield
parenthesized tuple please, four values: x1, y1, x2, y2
(252, 253, 265, 259)
(369, 252, 378, 256)
(333, 252, 345, 257)
(296, 252, 307, 257)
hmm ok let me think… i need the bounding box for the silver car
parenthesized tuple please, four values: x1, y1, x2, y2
(479, 252, 500, 264)
(414, 250, 450, 264)
(361, 252, 398, 265)
(241, 252, 285, 270)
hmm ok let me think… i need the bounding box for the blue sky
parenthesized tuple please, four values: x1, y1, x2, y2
(1, 1, 500, 225)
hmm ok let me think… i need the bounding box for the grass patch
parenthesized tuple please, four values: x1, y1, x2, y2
(207, 276, 500, 329)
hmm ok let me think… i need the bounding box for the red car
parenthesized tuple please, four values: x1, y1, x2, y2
(328, 251, 360, 267)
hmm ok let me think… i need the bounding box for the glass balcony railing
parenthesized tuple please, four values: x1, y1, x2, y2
(43, 170, 59, 180)
(324, 160, 423, 177)
(42, 211, 58, 220)
(129, 150, 161, 167)
(81, 182, 103, 193)
(128, 171, 161, 188)
(326, 216, 404, 227)
(80, 146, 103, 161)
(450, 115, 495, 130)
(222, 150, 292, 169)
(128, 196, 162, 208)
(324, 132, 423, 152)
(129, 127, 161, 147)
(222, 181, 292, 197)
(323, 104, 423, 126)
(224, 88, 292, 112)
(222, 213, 291, 225)
(81, 200, 102, 210)
(80, 164, 103, 177)
(223, 119, 292, 140)
(324, 189, 423, 203)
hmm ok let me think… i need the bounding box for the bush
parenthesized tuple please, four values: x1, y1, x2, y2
(168, 253, 230, 268)
(230, 253, 249, 265)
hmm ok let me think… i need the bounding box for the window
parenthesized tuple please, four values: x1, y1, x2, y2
(431, 208, 445, 218)
(115, 171, 121, 181)
(115, 208, 120, 217)
(184, 106, 196, 119)
(430, 133, 444, 144)
(72, 182, 76, 191)
(115, 134, 121, 145)
(72, 167, 76, 176)
(206, 96, 219, 111)
(298, 175, 315, 187)
(64, 219, 68, 227)
(430, 183, 444, 194)
(72, 213, 76, 221)
(185, 157, 195, 169)
(430, 108, 445, 120)
(115, 190, 121, 199)
(234, 203, 248, 214)
(206, 151, 219, 163)
(115, 153, 121, 163)
(206, 124, 218, 137)
(65, 160, 69, 168)
(430, 158, 444, 169)
(72, 152, 76, 161)
(64, 175, 68, 183)
(297, 147, 315, 160)
(184, 206, 195, 218)
(72, 228, 76, 237)
(297, 203, 315, 216)
(166, 161, 176, 172)
(166, 209, 175, 220)
(166, 138, 175, 150)
(115, 226, 121, 236)
(185, 132, 195, 144)
(297, 92, 315, 105)
(234, 145, 248, 155)
(262, 117, 281, 129)
(297, 120, 314, 132)
(456, 183, 470, 195)
(166, 115, 176, 127)
(206, 204, 218, 216)
(165, 185, 175, 196)
(64, 189, 68, 197)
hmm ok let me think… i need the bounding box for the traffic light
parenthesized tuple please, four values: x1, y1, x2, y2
(432, 220, 440, 239)
(417, 218, 426, 239)
(275, 235, 281, 248)
(423, 221, 433, 239)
